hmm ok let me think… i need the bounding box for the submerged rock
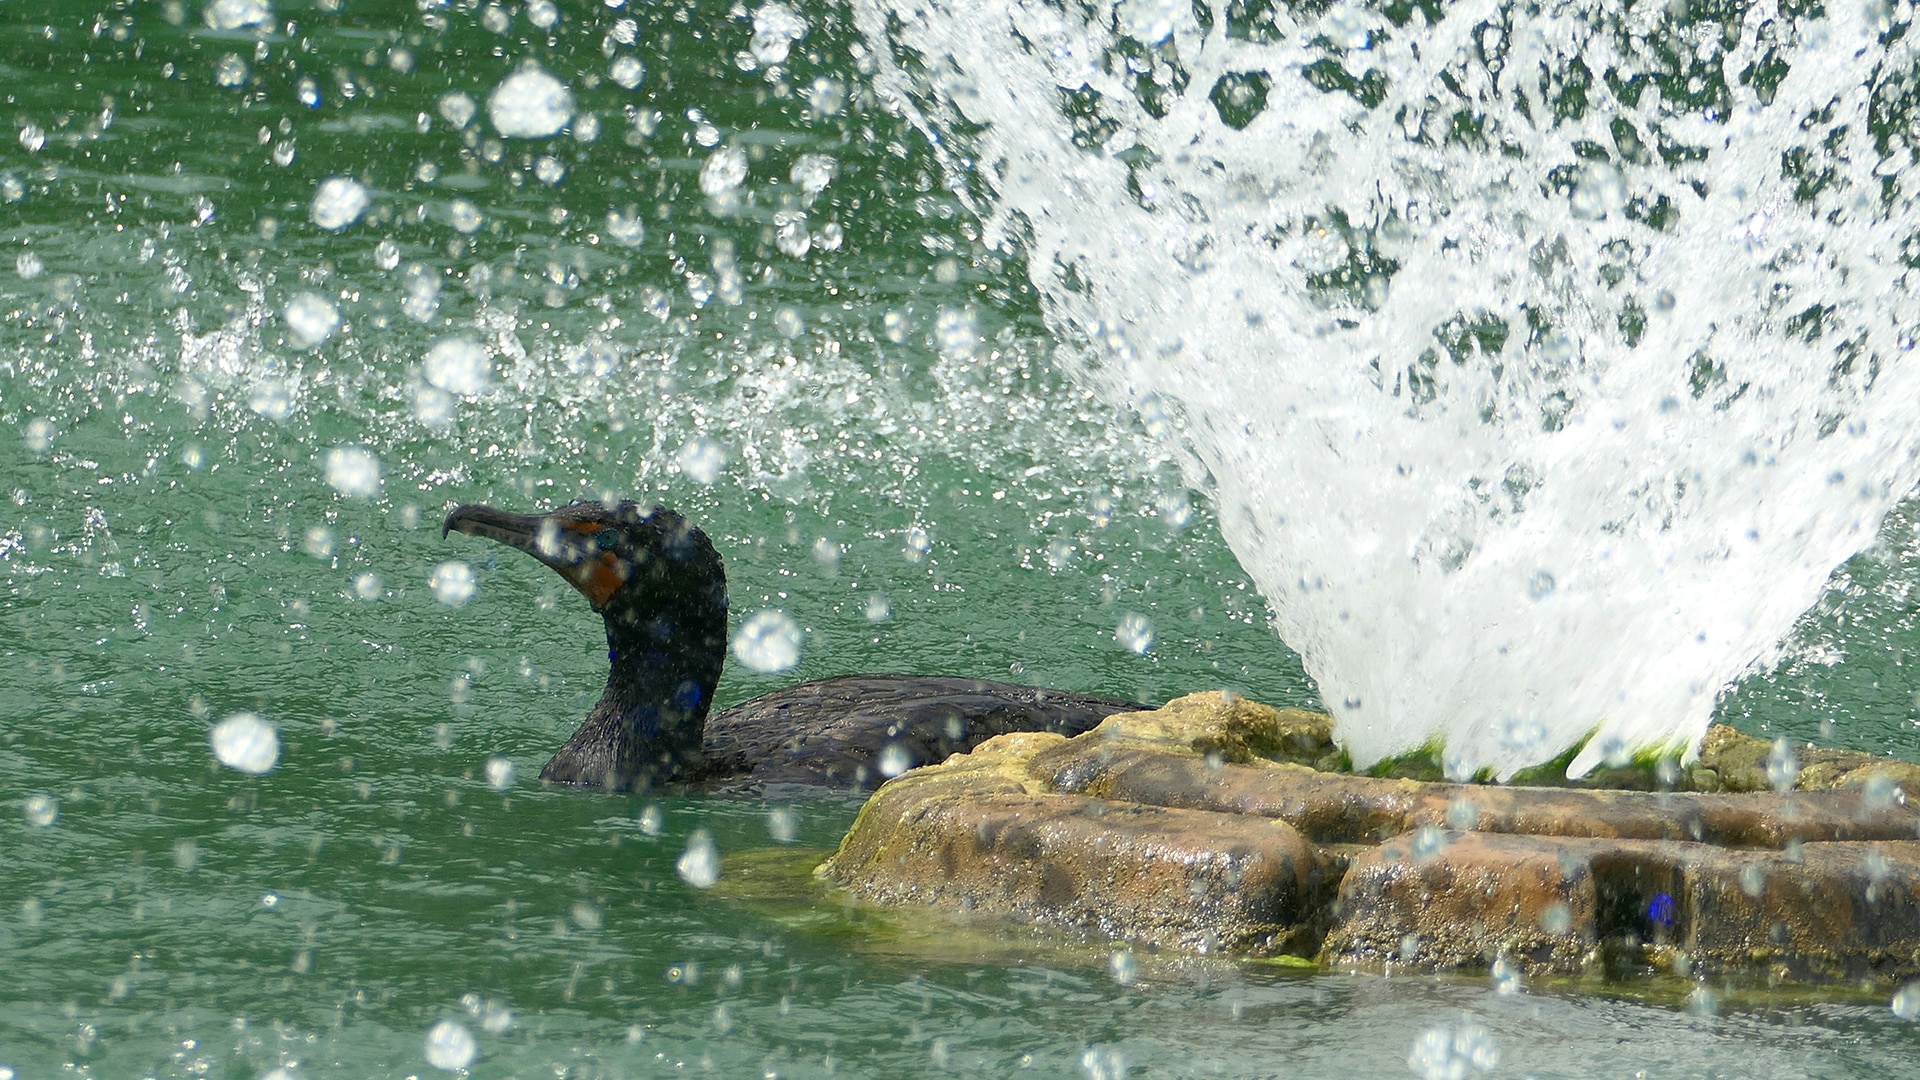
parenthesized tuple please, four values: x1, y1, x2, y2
(817, 692, 1920, 984)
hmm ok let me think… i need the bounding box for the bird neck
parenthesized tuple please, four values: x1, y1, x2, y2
(539, 600, 729, 792)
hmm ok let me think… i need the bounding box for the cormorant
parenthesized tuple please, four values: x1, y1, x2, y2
(443, 500, 1147, 791)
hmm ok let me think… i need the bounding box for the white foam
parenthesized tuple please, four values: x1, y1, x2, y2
(855, 0, 1920, 778)
(488, 64, 573, 138)
(310, 177, 368, 231)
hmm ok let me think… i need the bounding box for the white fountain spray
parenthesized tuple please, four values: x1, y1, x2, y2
(854, 0, 1920, 776)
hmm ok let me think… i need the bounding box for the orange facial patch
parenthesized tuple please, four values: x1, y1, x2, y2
(568, 550, 631, 610)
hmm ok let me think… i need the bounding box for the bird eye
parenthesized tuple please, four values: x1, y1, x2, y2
(594, 529, 620, 552)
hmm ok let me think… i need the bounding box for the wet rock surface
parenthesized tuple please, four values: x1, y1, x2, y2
(817, 693, 1920, 984)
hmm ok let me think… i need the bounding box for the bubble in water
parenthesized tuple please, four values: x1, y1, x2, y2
(205, 0, 271, 31)
(767, 805, 799, 842)
(750, 2, 808, 65)
(353, 571, 382, 601)
(610, 55, 646, 89)
(790, 153, 837, 193)
(325, 446, 382, 499)
(699, 146, 749, 197)
(864, 593, 892, 622)
(1108, 948, 1137, 985)
(424, 336, 491, 395)
(605, 208, 646, 247)
(484, 756, 516, 790)
(284, 292, 339, 349)
(423, 1019, 477, 1071)
(1894, 981, 1920, 1020)
(22, 794, 57, 828)
(676, 829, 721, 888)
(249, 380, 294, 421)
(877, 742, 913, 778)
(732, 610, 802, 673)
(310, 176, 369, 231)
(638, 803, 664, 836)
(675, 436, 727, 484)
(903, 526, 932, 562)
(211, 712, 281, 775)
(18, 124, 45, 153)
(1408, 1022, 1498, 1079)
(488, 63, 573, 138)
(437, 92, 477, 129)
(1115, 612, 1156, 654)
(16, 252, 43, 279)
(1767, 737, 1800, 794)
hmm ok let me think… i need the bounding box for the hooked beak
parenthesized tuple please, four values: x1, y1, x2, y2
(442, 503, 629, 610)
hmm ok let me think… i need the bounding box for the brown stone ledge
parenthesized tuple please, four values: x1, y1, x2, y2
(817, 693, 1920, 984)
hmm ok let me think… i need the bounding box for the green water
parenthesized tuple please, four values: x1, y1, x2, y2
(5, 0, 1920, 1075)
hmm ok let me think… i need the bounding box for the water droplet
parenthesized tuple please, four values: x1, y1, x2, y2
(749, 2, 808, 65)
(211, 712, 280, 775)
(488, 63, 573, 138)
(610, 55, 646, 90)
(790, 153, 837, 193)
(423, 1019, 476, 1071)
(676, 829, 721, 888)
(1444, 796, 1479, 831)
(1044, 537, 1076, 570)
(437, 92, 477, 129)
(1108, 948, 1137, 986)
(903, 526, 932, 562)
(284, 292, 339, 349)
(484, 756, 516, 790)
(533, 155, 565, 185)
(18, 124, 45, 153)
(324, 446, 382, 499)
(638, 804, 664, 836)
(1490, 956, 1522, 995)
(731, 609, 802, 673)
(430, 561, 476, 607)
(1115, 612, 1156, 654)
(1408, 1021, 1498, 1079)
(447, 198, 483, 234)
(605, 208, 646, 247)
(1894, 981, 1920, 1020)
(205, 0, 271, 30)
(1539, 900, 1571, 934)
(1409, 823, 1447, 863)
(214, 54, 249, 88)
(674, 436, 727, 484)
(22, 794, 57, 828)
(353, 572, 382, 601)
(1526, 569, 1556, 600)
(699, 146, 749, 197)
(877, 742, 913, 778)
(767, 805, 799, 843)
(423, 336, 491, 395)
(774, 210, 811, 258)
(249, 380, 294, 421)
(310, 177, 369, 231)
(1767, 737, 1800, 794)
(863, 593, 892, 622)
(15, 251, 43, 280)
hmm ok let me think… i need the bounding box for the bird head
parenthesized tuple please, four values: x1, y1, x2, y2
(442, 500, 725, 618)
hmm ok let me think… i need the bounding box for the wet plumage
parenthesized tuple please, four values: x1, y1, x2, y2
(443, 500, 1145, 792)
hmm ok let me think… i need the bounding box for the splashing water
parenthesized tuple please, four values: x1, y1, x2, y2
(855, 0, 1920, 777)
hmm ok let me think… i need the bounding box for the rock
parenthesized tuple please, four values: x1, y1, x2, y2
(819, 692, 1920, 985)
(819, 732, 1336, 953)
(1697, 724, 1920, 798)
